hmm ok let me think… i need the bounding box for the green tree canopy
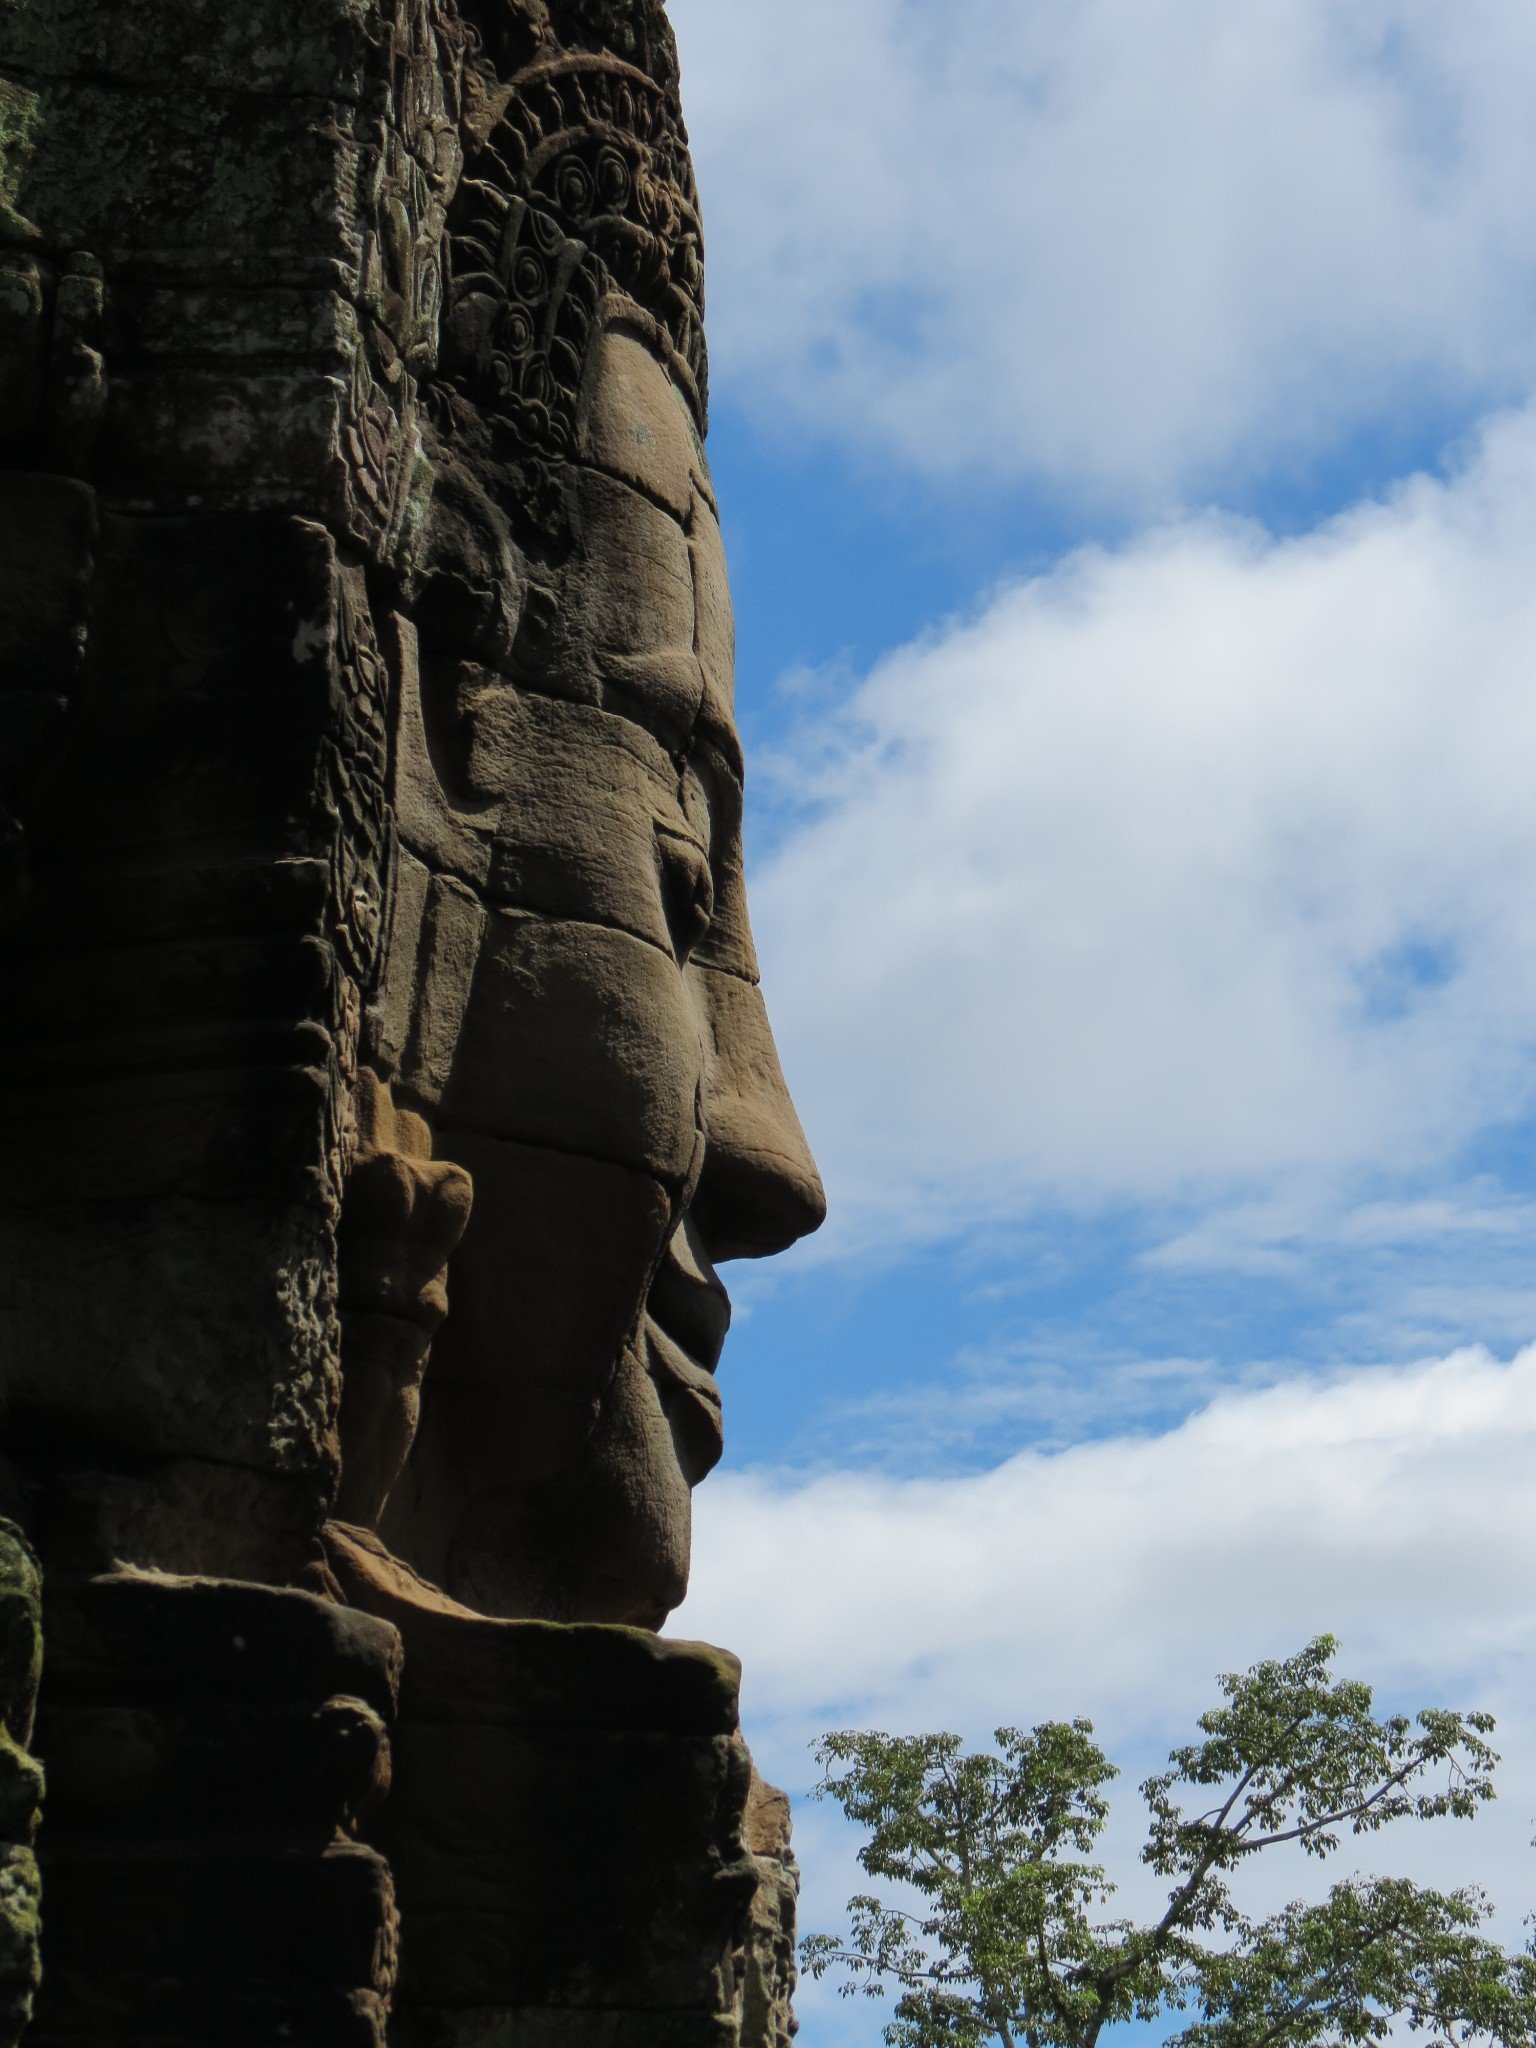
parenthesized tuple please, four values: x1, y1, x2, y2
(803, 1637, 1536, 2048)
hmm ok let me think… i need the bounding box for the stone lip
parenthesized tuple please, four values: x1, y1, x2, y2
(323, 1520, 743, 1736)
(645, 1318, 728, 1487)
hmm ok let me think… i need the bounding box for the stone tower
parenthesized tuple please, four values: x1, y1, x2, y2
(0, 1, 821, 2040)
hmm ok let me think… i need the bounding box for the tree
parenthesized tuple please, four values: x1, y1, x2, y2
(802, 1637, 1536, 2048)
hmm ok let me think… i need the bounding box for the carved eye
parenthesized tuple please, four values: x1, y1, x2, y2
(595, 147, 632, 211)
(555, 157, 594, 219)
(501, 306, 535, 359)
(654, 825, 713, 967)
(512, 251, 546, 303)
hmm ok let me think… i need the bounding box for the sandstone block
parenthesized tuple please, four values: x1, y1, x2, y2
(0, 79, 366, 282)
(39, 1838, 397, 1990)
(0, 473, 92, 691)
(1, 4, 820, 2041)
(40, 1694, 392, 1840)
(574, 469, 696, 661)
(442, 911, 704, 1188)
(690, 493, 735, 727)
(0, 1528, 41, 2048)
(43, 1575, 401, 1718)
(580, 325, 702, 523)
(391, 2012, 738, 2048)
(0, 0, 381, 101)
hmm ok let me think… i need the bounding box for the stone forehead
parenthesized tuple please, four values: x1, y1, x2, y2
(481, 0, 682, 99)
(477, 0, 698, 252)
(544, 0, 681, 93)
(441, 0, 706, 549)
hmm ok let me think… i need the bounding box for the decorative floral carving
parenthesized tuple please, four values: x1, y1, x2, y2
(546, 0, 682, 92)
(342, 0, 465, 562)
(325, 566, 398, 1197)
(436, 32, 707, 550)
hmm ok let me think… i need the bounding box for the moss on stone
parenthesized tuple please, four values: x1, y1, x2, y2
(0, 1532, 40, 2048)
(0, 1526, 40, 1750)
(0, 1844, 41, 2048)
(0, 75, 41, 240)
(0, 1745, 41, 1851)
(1, 77, 362, 275)
(0, 1846, 39, 1965)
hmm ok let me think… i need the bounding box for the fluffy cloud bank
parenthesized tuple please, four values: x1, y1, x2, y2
(684, 1343, 1536, 1745)
(749, 404, 1536, 1253)
(671, 0, 1536, 497)
(683, 1346, 1536, 2036)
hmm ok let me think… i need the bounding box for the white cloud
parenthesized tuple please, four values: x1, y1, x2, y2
(1146, 1189, 1536, 1277)
(819, 1347, 1235, 1467)
(686, 1343, 1536, 1741)
(748, 403, 1536, 1254)
(671, 0, 1536, 497)
(680, 1345, 1536, 2028)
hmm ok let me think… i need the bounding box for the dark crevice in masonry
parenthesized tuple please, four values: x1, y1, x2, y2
(489, 900, 685, 962)
(690, 956, 763, 992)
(0, 1186, 336, 1215)
(394, 860, 700, 967)
(429, 1115, 686, 1198)
(0, 62, 374, 110)
(104, 349, 364, 377)
(2, 1065, 344, 1109)
(576, 455, 697, 531)
(0, 1408, 325, 1494)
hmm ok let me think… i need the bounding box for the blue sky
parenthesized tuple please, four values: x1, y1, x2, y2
(664, 2, 1536, 2040)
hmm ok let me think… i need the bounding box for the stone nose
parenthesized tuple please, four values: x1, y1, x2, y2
(689, 962, 827, 1262)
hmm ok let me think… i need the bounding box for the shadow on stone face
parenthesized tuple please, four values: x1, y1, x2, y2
(0, 1, 816, 2040)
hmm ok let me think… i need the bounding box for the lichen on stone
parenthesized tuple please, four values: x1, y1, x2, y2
(0, 1529, 41, 2048)
(0, 76, 43, 240)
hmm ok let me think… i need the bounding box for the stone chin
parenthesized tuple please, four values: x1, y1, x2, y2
(440, 1342, 698, 1630)
(365, 1162, 737, 1629)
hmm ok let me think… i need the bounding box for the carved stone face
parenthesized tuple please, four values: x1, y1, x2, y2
(365, 308, 824, 1627)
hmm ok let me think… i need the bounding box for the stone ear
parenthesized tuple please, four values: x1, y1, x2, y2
(335, 1073, 473, 1533)
(370, 621, 493, 1110)
(0, 1523, 42, 2048)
